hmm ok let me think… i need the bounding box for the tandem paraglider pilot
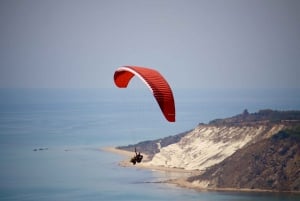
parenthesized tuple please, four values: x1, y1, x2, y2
(130, 148, 143, 165)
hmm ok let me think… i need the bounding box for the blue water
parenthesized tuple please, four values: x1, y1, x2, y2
(0, 88, 299, 201)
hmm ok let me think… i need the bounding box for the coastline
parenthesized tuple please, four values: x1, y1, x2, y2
(101, 146, 134, 157)
(102, 147, 300, 194)
(101, 147, 198, 173)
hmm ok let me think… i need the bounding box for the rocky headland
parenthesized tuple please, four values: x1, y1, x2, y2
(117, 109, 300, 192)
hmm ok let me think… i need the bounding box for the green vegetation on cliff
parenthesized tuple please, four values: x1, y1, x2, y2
(209, 109, 300, 126)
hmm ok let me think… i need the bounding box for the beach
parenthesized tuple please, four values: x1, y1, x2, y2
(102, 147, 209, 190)
(103, 147, 300, 194)
(102, 147, 197, 173)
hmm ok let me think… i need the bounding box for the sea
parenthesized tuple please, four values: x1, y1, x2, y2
(0, 88, 300, 201)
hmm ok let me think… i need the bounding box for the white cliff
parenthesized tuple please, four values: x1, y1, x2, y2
(146, 124, 285, 170)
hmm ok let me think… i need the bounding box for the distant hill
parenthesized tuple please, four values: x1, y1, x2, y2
(209, 109, 300, 125)
(117, 109, 300, 192)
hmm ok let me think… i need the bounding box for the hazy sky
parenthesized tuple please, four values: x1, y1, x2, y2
(1, 0, 299, 89)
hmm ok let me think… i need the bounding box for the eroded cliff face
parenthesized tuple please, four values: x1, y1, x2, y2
(188, 130, 300, 191)
(146, 124, 285, 170)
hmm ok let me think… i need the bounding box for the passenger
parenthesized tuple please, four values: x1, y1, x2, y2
(130, 148, 143, 165)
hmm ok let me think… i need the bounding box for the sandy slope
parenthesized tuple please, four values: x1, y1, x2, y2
(146, 124, 285, 170)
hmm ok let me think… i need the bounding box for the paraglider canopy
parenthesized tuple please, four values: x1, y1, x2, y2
(114, 66, 175, 122)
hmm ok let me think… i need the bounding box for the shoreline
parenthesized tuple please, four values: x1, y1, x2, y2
(102, 146, 300, 194)
(101, 146, 198, 174)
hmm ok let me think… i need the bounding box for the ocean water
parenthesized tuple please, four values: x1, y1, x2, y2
(0, 88, 299, 201)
